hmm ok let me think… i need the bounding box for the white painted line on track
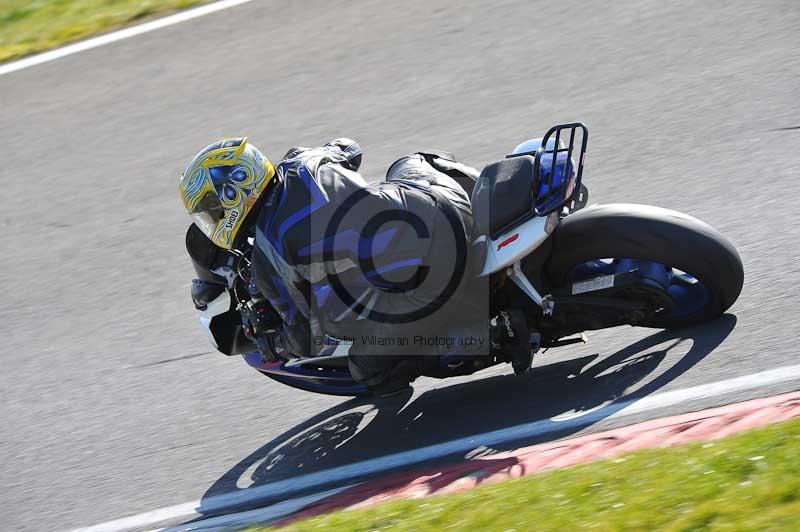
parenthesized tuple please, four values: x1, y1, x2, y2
(155, 486, 353, 531)
(72, 363, 800, 532)
(0, 0, 257, 77)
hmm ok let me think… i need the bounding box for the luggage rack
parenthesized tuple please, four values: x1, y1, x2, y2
(508, 122, 588, 216)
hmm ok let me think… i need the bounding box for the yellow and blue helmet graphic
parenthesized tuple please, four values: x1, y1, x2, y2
(179, 137, 275, 249)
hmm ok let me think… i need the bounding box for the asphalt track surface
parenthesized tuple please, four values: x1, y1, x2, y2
(1, 1, 798, 530)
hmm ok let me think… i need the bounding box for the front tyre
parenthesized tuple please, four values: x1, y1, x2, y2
(545, 204, 744, 328)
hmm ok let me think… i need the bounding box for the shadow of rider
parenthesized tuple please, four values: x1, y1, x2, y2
(200, 315, 736, 510)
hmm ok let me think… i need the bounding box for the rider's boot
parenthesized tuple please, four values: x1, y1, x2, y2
(497, 309, 534, 375)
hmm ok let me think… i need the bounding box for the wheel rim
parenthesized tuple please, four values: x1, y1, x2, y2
(568, 258, 711, 320)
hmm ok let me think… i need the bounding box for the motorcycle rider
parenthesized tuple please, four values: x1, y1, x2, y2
(179, 137, 532, 395)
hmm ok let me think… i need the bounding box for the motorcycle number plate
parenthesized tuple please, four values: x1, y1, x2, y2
(572, 274, 615, 295)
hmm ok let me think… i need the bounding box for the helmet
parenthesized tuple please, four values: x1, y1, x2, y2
(179, 137, 275, 249)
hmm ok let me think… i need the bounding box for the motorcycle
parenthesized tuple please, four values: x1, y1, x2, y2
(186, 123, 743, 396)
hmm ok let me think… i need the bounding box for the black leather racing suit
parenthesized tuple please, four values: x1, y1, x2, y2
(251, 145, 487, 387)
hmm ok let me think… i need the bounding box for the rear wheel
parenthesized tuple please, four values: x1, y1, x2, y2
(545, 204, 743, 328)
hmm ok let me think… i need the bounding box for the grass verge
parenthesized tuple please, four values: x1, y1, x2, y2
(269, 418, 800, 531)
(0, 0, 210, 64)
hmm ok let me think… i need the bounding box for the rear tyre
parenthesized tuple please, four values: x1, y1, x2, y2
(545, 204, 743, 328)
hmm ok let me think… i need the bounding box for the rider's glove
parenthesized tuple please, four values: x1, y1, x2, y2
(324, 138, 362, 172)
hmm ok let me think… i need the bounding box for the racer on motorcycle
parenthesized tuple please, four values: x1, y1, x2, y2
(179, 137, 531, 395)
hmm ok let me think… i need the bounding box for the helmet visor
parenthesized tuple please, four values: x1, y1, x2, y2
(189, 190, 224, 239)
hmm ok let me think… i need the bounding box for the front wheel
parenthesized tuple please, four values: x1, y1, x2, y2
(544, 204, 744, 328)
